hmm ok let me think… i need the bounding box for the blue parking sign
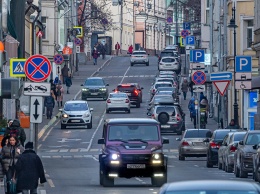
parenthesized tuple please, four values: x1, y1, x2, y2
(183, 22, 191, 30)
(235, 56, 252, 72)
(192, 50, 205, 62)
(186, 36, 195, 45)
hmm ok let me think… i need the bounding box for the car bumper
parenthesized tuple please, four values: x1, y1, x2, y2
(106, 104, 130, 111)
(61, 117, 91, 125)
(180, 146, 207, 157)
(131, 59, 149, 63)
(208, 149, 219, 164)
(242, 158, 253, 172)
(160, 123, 182, 133)
(82, 91, 107, 99)
(159, 65, 180, 71)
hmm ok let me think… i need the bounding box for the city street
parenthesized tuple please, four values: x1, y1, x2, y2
(19, 56, 254, 194)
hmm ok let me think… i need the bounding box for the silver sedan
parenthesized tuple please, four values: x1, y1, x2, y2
(106, 92, 131, 113)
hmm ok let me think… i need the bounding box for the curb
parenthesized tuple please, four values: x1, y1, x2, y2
(38, 57, 112, 140)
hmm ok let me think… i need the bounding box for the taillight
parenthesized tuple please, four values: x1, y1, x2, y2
(230, 145, 237, 152)
(152, 89, 156, 93)
(176, 114, 181, 121)
(125, 99, 130, 103)
(134, 89, 139, 96)
(151, 114, 155, 119)
(210, 142, 220, 149)
(182, 141, 189, 146)
(159, 63, 163, 65)
(106, 99, 111, 103)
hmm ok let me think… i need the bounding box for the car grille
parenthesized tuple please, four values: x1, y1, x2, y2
(89, 89, 99, 93)
(121, 154, 151, 162)
(69, 115, 82, 117)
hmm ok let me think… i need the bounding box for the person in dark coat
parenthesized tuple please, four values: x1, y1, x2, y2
(226, 119, 240, 129)
(65, 74, 72, 94)
(44, 92, 55, 119)
(4, 119, 26, 147)
(15, 142, 46, 194)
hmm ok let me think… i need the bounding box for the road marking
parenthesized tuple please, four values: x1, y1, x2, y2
(92, 155, 99, 161)
(38, 144, 42, 149)
(38, 117, 60, 140)
(42, 127, 53, 142)
(70, 149, 79, 152)
(59, 149, 69, 152)
(120, 66, 130, 84)
(90, 148, 99, 152)
(47, 179, 55, 187)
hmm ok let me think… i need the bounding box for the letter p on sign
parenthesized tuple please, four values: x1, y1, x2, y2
(239, 58, 248, 71)
(235, 56, 252, 73)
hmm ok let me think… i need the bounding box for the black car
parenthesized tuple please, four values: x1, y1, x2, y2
(206, 129, 239, 168)
(115, 83, 143, 108)
(81, 77, 109, 100)
(98, 118, 169, 187)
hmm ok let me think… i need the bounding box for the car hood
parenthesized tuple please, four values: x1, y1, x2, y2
(83, 85, 105, 88)
(243, 145, 257, 153)
(106, 143, 162, 154)
(63, 110, 88, 115)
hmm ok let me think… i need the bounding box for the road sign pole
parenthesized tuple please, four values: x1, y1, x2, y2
(35, 123, 38, 153)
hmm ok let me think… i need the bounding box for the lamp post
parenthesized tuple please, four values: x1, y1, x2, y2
(228, 5, 239, 127)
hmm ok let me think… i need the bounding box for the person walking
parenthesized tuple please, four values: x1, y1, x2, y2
(128, 45, 133, 54)
(65, 74, 72, 94)
(100, 44, 106, 59)
(15, 142, 47, 194)
(189, 80, 194, 97)
(53, 75, 59, 85)
(115, 42, 120, 56)
(61, 64, 69, 84)
(188, 98, 197, 128)
(1, 135, 24, 194)
(44, 92, 55, 119)
(4, 119, 26, 147)
(56, 81, 64, 107)
(181, 78, 189, 100)
(92, 47, 99, 65)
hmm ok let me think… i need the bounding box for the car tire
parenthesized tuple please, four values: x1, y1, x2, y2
(87, 120, 92, 129)
(218, 160, 222, 170)
(226, 163, 233, 173)
(239, 164, 248, 178)
(127, 109, 130, 113)
(130, 63, 134, 66)
(102, 173, 114, 187)
(61, 124, 66, 129)
(255, 166, 260, 182)
(158, 112, 169, 125)
(151, 171, 167, 187)
(206, 159, 213, 168)
(146, 62, 149, 66)
(235, 165, 240, 177)
(222, 160, 226, 171)
(99, 164, 104, 186)
(136, 103, 141, 108)
(179, 155, 185, 161)
(106, 109, 109, 114)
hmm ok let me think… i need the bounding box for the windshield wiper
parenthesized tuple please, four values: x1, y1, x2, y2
(110, 139, 128, 143)
(128, 139, 148, 144)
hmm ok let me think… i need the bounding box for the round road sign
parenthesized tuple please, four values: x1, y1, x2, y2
(181, 30, 189, 38)
(74, 38, 82, 46)
(24, 55, 52, 82)
(192, 71, 206, 85)
(54, 54, 64, 65)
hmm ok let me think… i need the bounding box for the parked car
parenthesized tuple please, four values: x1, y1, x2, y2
(253, 143, 260, 182)
(106, 92, 130, 113)
(159, 180, 260, 194)
(155, 86, 180, 102)
(149, 94, 175, 109)
(234, 131, 260, 178)
(158, 50, 179, 63)
(150, 82, 173, 98)
(81, 77, 109, 101)
(59, 100, 93, 129)
(130, 50, 149, 66)
(98, 118, 169, 187)
(206, 129, 239, 168)
(158, 57, 181, 74)
(177, 128, 212, 160)
(221, 131, 246, 172)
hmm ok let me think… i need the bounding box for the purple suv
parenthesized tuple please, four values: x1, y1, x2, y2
(98, 118, 169, 187)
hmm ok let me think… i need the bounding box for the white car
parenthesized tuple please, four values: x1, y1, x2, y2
(130, 50, 149, 66)
(158, 57, 181, 73)
(150, 81, 173, 98)
(106, 92, 131, 113)
(60, 100, 93, 129)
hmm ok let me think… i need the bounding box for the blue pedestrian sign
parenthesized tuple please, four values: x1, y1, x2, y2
(186, 36, 195, 45)
(210, 72, 233, 81)
(183, 22, 191, 30)
(190, 50, 205, 62)
(10, 58, 26, 77)
(235, 56, 252, 72)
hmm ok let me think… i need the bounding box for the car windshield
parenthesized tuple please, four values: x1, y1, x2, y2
(184, 130, 211, 138)
(164, 191, 257, 194)
(214, 131, 234, 140)
(110, 93, 127, 98)
(108, 125, 159, 141)
(156, 107, 175, 115)
(85, 79, 104, 86)
(155, 83, 172, 88)
(132, 52, 146, 55)
(245, 133, 260, 145)
(157, 87, 175, 92)
(64, 103, 88, 111)
(162, 58, 176, 62)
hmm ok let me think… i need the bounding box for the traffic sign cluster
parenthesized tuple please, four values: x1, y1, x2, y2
(235, 56, 252, 90)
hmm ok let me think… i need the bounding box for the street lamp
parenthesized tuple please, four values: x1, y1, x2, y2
(228, 5, 239, 127)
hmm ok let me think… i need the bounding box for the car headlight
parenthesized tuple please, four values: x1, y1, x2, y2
(111, 153, 119, 160)
(82, 88, 88, 91)
(62, 113, 68, 118)
(100, 88, 107, 91)
(83, 112, 90, 118)
(153, 153, 160, 160)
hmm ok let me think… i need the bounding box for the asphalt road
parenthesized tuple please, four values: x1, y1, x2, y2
(8, 56, 255, 194)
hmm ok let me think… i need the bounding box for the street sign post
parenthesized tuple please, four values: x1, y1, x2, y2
(10, 58, 26, 77)
(183, 22, 191, 30)
(186, 36, 195, 45)
(24, 55, 52, 82)
(235, 73, 252, 81)
(53, 54, 64, 65)
(192, 71, 206, 85)
(23, 82, 51, 96)
(213, 81, 230, 96)
(210, 72, 233, 81)
(30, 96, 43, 123)
(193, 85, 205, 92)
(235, 56, 252, 72)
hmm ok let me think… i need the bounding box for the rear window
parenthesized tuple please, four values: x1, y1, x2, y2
(110, 93, 128, 98)
(161, 52, 174, 57)
(117, 86, 135, 92)
(157, 87, 175, 92)
(155, 84, 172, 88)
(234, 133, 246, 141)
(133, 52, 146, 55)
(162, 58, 175, 62)
(184, 130, 211, 138)
(64, 103, 88, 111)
(156, 107, 175, 115)
(157, 79, 174, 84)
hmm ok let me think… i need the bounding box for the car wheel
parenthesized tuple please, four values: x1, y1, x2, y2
(127, 109, 130, 113)
(226, 159, 233, 173)
(102, 173, 114, 187)
(146, 62, 149, 66)
(206, 155, 213, 168)
(239, 163, 248, 178)
(151, 171, 167, 187)
(235, 165, 240, 177)
(61, 124, 66, 129)
(218, 160, 222, 170)
(99, 164, 104, 186)
(255, 165, 260, 182)
(87, 120, 92, 129)
(130, 63, 134, 66)
(158, 112, 169, 125)
(222, 159, 226, 171)
(136, 103, 141, 108)
(106, 109, 109, 114)
(179, 155, 185, 161)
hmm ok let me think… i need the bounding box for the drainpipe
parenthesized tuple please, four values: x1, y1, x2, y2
(31, 5, 41, 55)
(2, 0, 8, 33)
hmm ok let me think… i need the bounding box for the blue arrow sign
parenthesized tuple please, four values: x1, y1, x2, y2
(210, 72, 233, 81)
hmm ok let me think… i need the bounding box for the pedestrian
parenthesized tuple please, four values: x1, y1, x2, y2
(4, 119, 26, 147)
(44, 91, 55, 119)
(200, 92, 205, 102)
(188, 97, 197, 128)
(65, 74, 72, 94)
(128, 45, 133, 54)
(56, 81, 64, 107)
(61, 64, 69, 84)
(1, 135, 24, 194)
(226, 119, 240, 129)
(1, 136, 9, 148)
(115, 42, 120, 56)
(50, 79, 57, 100)
(53, 75, 59, 85)
(100, 44, 106, 59)
(92, 47, 99, 65)
(189, 80, 194, 97)
(7, 119, 13, 128)
(15, 142, 47, 194)
(181, 78, 189, 100)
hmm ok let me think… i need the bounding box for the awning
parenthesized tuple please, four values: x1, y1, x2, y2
(251, 76, 260, 89)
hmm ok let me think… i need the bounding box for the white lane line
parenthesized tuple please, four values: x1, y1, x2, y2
(120, 66, 131, 84)
(38, 190, 47, 194)
(92, 155, 99, 161)
(42, 127, 54, 142)
(47, 179, 55, 188)
(38, 144, 42, 150)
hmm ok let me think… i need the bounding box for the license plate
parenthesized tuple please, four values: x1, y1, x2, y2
(91, 93, 98, 95)
(127, 164, 146, 169)
(71, 120, 80, 122)
(161, 125, 170, 128)
(193, 142, 205, 146)
(166, 64, 172, 66)
(126, 93, 131, 96)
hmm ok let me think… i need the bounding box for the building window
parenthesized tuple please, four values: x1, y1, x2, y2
(205, 0, 210, 25)
(247, 20, 254, 48)
(41, 17, 47, 39)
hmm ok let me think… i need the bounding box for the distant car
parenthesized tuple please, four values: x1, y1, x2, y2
(158, 50, 179, 63)
(106, 92, 130, 113)
(156, 87, 180, 102)
(177, 128, 212, 160)
(60, 100, 93, 129)
(150, 82, 173, 98)
(149, 94, 175, 108)
(159, 180, 260, 194)
(98, 118, 169, 187)
(206, 129, 240, 168)
(115, 83, 143, 108)
(130, 50, 149, 66)
(81, 77, 109, 100)
(158, 57, 181, 74)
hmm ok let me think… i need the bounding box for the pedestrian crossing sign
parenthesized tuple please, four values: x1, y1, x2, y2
(10, 58, 26, 77)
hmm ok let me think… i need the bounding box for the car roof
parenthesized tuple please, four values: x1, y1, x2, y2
(65, 100, 88, 104)
(133, 50, 146, 53)
(155, 81, 172, 85)
(213, 129, 240, 133)
(86, 77, 103, 80)
(161, 56, 178, 59)
(164, 180, 260, 191)
(105, 118, 158, 124)
(186, 128, 210, 131)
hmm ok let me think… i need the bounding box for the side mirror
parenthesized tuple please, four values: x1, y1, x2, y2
(141, 87, 144, 90)
(162, 139, 169, 144)
(59, 108, 63, 112)
(81, 84, 84, 86)
(90, 108, 93, 112)
(176, 137, 181, 141)
(106, 84, 109, 86)
(147, 112, 152, 116)
(98, 138, 105, 144)
(233, 142, 238, 148)
(253, 144, 258, 150)
(203, 138, 210, 142)
(239, 140, 244, 145)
